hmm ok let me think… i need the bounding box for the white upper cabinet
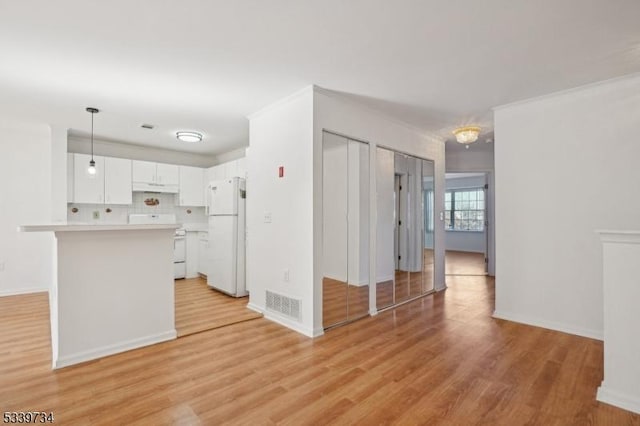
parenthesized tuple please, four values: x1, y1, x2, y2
(132, 160, 179, 185)
(73, 153, 105, 204)
(132, 160, 157, 183)
(178, 166, 205, 206)
(157, 163, 179, 185)
(71, 153, 132, 205)
(104, 157, 132, 205)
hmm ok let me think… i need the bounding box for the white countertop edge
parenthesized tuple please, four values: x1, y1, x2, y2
(182, 223, 208, 232)
(19, 224, 180, 232)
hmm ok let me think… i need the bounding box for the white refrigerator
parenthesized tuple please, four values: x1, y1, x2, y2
(207, 177, 247, 297)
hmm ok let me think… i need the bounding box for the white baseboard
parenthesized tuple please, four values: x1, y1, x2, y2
(597, 385, 640, 415)
(323, 275, 396, 287)
(248, 302, 320, 338)
(492, 310, 603, 341)
(263, 311, 319, 338)
(246, 302, 264, 314)
(54, 329, 177, 369)
(0, 287, 48, 297)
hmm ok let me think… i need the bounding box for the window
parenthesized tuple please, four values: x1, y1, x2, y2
(445, 188, 485, 231)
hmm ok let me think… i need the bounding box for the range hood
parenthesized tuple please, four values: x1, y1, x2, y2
(132, 182, 179, 193)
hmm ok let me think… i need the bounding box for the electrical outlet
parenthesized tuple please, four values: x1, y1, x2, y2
(92, 210, 100, 220)
(263, 211, 272, 223)
(283, 269, 290, 282)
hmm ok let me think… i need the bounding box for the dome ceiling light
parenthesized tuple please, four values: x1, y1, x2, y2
(176, 131, 203, 143)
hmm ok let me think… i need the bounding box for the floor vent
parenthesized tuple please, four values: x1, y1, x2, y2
(266, 290, 301, 322)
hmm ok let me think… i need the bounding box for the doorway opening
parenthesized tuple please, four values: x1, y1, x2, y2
(444, 172, 489, 277)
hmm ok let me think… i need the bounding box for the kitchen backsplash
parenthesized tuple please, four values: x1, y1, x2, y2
(68, 192, 207, 225)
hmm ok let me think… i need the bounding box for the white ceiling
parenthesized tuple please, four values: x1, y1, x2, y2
(1, 1, 639, 155)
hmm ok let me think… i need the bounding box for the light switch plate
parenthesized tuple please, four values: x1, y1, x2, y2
(93, 211, 100, 220)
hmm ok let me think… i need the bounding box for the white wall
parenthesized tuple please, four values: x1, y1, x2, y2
(446, 147, 494, 172)
(247, 86, 445, 337)
(68, 136, 216, 168)
(246, 87, 316, 336)
(0, 119, 54, 296)
(313, 87, 446, 329)
(445, 175, 486, 253)
(51, 126, 68, 222)
(494, 73, 640, 340)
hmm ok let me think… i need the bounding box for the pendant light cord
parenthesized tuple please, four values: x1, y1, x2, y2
(90, 110, 94, 161)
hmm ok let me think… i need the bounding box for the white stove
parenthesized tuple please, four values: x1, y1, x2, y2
(128, 214, 185, 279)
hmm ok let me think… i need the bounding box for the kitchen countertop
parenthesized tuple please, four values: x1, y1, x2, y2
(19, 223, 179, 232)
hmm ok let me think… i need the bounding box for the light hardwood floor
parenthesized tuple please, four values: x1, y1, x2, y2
(446, 250, 487, 276)
(1, 278, 639, 424)
(175, 277, 262, 337)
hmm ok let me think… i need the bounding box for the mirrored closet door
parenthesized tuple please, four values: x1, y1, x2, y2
(322, 131, 370, 329)
(375, 148, 435, 310)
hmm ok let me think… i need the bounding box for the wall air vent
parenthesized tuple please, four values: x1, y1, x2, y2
(266, 290, 301, 322)
(140, 124, 155, 129)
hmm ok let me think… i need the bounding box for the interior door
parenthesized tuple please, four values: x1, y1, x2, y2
(322, 132, 370, 329)
(322, 132, 349, 328)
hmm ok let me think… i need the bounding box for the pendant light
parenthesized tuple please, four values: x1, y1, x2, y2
(86, 107, 99, 175)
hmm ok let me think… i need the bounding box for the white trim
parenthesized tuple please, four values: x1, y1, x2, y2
(246, 302, 263, 314)
(247, 302, 324, 338)
(264, 311, 317, 338)
(493, 310, 603, 341)
(376, 275, 394, 284)
(0, 287, 48, 297)
(54, 329, 177, 369)
(597, 385, 640, 415)
(596, 230, 640, 244)
(493, 72, 640, 112)
(247, 85, 314, 120)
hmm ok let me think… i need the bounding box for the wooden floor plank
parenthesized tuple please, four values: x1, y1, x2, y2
(174, 277, 262, 337)
(1, 255, 639, 424)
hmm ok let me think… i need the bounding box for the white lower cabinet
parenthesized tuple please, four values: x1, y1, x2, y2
(197, 232, 209, 276)
(186, 231, 200, 279)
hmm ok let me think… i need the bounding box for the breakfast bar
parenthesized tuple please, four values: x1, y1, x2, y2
(19, 224, 179, 369)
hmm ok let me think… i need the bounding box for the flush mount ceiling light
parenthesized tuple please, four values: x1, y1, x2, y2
(176, 131, 202, 143)
(453, 126, 481, 148)
(86, 107, 99, 175)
